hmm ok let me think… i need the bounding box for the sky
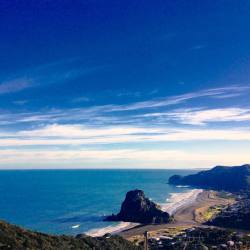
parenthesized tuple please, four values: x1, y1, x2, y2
(0, 0, 250, 169)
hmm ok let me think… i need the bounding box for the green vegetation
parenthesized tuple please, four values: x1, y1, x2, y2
(208, 199, 250, 230)
(202, 205, 225, 221)
(0, 220, 141, 250)
(217, 191, 235, 199)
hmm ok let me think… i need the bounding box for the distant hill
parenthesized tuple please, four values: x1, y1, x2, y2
(0, 220, 141, 250)
(168, 164, 250, 192)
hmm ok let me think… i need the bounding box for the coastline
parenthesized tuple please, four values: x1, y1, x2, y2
(85, 222, 139, 237)
(160, 188, 203, 215)
(85, 188, 203, 237)
(119, 190, 235, 239)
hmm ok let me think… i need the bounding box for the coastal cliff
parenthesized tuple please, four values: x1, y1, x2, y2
(105, 189, 171, 224)
(168, 164, 250, 192)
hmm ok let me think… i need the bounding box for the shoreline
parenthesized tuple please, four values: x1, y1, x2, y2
(118, 190, 235, 239)
(85, 188, 204, 237)
(85, 222, 139, 237)
(160, 188, 203, 215)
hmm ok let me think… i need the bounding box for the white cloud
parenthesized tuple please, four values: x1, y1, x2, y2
(0, 85, 249, 127)
(0, 84, 249, 168)
(18, 124, 161, 137)
(0, 124, 250, 147)
(0, 148, 248, 169)
(146, 108, 250, 125)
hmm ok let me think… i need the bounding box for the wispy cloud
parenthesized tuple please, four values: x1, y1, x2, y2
(108, 85, 250, 112)
(141, 108, 250, 125)
(0, 85, 249, 127)
(0, 84, 249, 168)
(211, 93, 243, 99)
(0, 148, 248, 169)
(0, 59, 108, 95)
(12, 100, 29, 105)
(0, 78, 32, 94)
(0, 124, 250, 147)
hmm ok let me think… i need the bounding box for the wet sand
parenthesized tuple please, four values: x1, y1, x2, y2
(119, 190, 234, 239)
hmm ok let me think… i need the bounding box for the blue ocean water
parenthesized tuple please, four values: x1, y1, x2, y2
(0, 169, 198, 235)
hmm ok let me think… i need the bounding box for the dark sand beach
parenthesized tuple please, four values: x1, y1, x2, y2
(119, 190, 235, 240)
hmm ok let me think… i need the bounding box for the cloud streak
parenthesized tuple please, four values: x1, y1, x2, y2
(0, 84, 249, 168)
(0, 85, 249, 127)
(108, 85, 250, 112)
(0, 148, 248, 169)
(0, 78, 32, 94)
(0, 59, 108, 95)
(141, 108, 250, 125)
(0, 124, 250, 147)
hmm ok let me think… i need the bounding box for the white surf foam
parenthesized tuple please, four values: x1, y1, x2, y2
(85, 189, 202, 236)
(71, 224, 80, 229)
(160, 189, 203, 215)
(85, 222, 139, 237)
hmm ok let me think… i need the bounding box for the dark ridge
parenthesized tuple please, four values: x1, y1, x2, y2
(168, 164, 250, 192)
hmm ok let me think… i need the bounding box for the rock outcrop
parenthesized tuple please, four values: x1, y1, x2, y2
(168, 164, 250, 192)
(105, 189, 171, 224)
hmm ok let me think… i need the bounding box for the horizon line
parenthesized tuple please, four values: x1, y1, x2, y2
(0, 167, 210, 171)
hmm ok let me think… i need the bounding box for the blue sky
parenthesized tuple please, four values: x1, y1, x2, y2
(0, 0, 250, 168)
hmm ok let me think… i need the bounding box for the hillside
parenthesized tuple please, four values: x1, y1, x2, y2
(0, 220, 141, 250)
(168, 164, 250, 192)
(207, 198, 250, 230)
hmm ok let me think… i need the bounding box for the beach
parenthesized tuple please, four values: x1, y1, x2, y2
(86, 188, 221, 237)
(160, 188, 203, 215)
(118, 190, 235, 240)
(85, 188, 203, 237)
(86, 222, 139, 237)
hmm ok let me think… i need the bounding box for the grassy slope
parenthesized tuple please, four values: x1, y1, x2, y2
(0, 220, 141, 250)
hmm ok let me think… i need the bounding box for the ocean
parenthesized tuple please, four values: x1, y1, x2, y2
(0, 169, 198, 236)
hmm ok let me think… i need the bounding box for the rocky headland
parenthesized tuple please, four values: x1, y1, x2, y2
(105, 189, 171, 224)
(169, 164, 250, 231)
(168, 164, 250, 192)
